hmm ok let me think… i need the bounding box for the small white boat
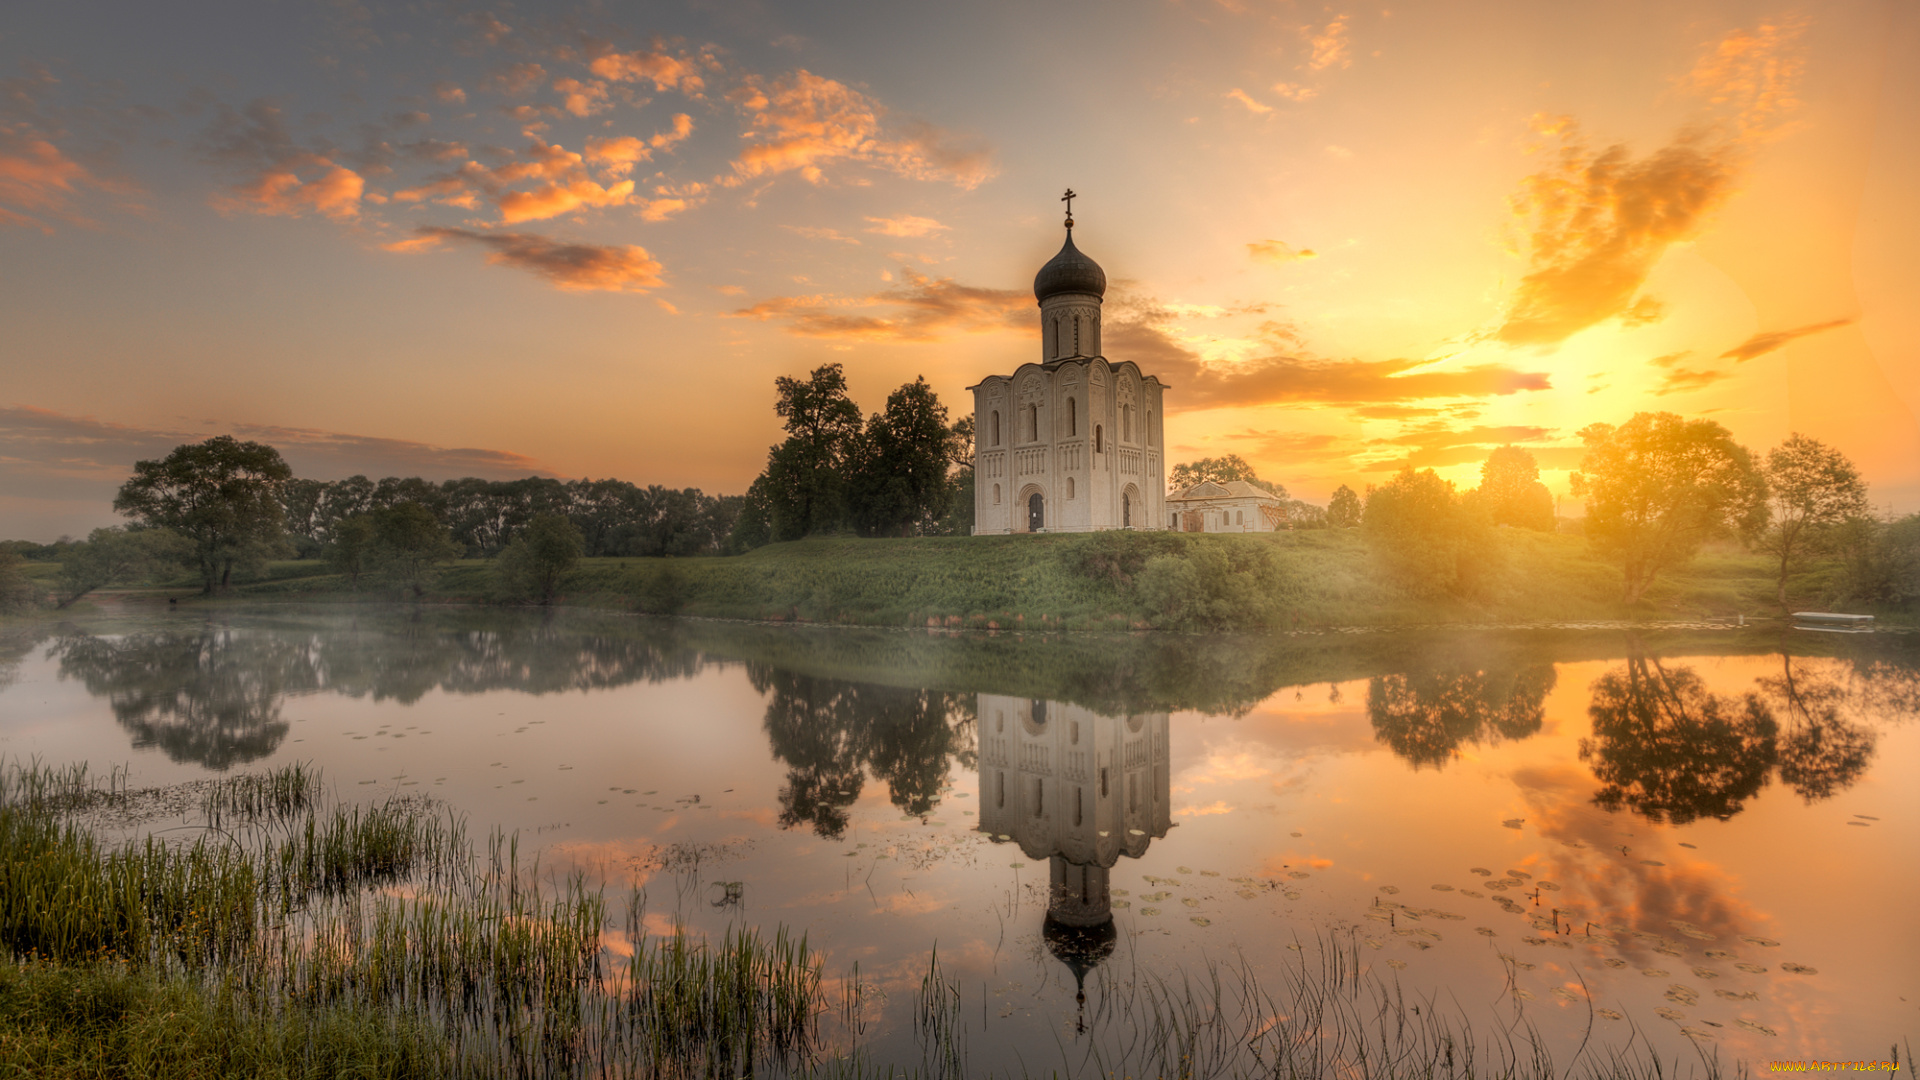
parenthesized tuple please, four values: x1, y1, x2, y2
(1791, 612, 1875, 633)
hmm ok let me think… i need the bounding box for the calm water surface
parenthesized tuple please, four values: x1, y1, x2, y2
(2, 606, 1915, 1072)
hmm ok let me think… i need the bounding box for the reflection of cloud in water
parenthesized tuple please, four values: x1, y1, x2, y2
(1510, 763, 1768, 965)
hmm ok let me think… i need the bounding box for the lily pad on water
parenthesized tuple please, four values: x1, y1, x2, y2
(1691, 967, 1719, 980)
(1705, 949, 1734, 959)
(1364, 938, 1382, 949)
(1853, 814, 1879, 820)
(1182, 898, 1201, 908)
(1287, 871, 1310, 879)
(1431, 884, 1454, 891)
(1734, 962, 1768, 974)
(1501, 819, 1524, 829)
(1678, 842, 1697, 849)
(1190, 917, 1211, 927)
(1655, 1007, 1686, 1022)
(1715, 989, 1759, 1002)
(1641, 969, 1670, 978)
(1469, 867, 1492, 876)
(1379, 885, 1401, 894)
(1387, 959, 1407, 969)
(1846, 821, 1869, 827)
(1141, 907, 1160, 917)
(1475, 927, 1496, 937)
(1290, 831, 1303, 837)
(1779, 962, 1817, 975)
(1598, 1009, 1624, 1020)
(1736, 1019, 1778, 1036)
(1679, 1027, 1717, 1040)
(1112, 900, 1130, 909)
(1177, 866, 1193, 874)
(1742, 936, 1781, 947)
(1237, 889, 1257, 900)
(1514, 987, 1534, 999)
(1459, 889, 1484, 898)
(1283, 890, 1301, 901)
(1201, 870, 1220, 877)
(1664, 984, 1699, 1006)
(1640, 860, 1665, 867)
(1112, 888, 1130, 896)
(1603, 958, 1627, 968)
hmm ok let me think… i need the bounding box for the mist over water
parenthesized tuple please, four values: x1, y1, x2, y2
(3, 607, 1914, 1071)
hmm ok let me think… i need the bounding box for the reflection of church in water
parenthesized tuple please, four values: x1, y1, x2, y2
(975, 695, 1172, 1002)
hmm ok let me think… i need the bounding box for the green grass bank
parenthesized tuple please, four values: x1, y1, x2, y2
(180, 528, 1891, 631)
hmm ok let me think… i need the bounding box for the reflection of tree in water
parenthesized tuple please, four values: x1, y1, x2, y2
(1581, 655, 1779, 825)
(53, 617, 714, 771)
(55, 630, 318, 770)
(1757, 654, 1877, 803)
(751, 665, 975, 839)
(1367, 663, 1556, 769)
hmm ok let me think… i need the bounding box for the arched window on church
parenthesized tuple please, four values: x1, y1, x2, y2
(1123, 405, 1133, 443)
(1236, 510, 1244, 526)
(1145, 408, 1153, 445)
(1052, 319, 1062, 359)
(993, 483, 1001, 504)
(1068, 398, 1076, 437)
(1073, 316, 1081, 356)
(1066, 476, 1075, 499)
(1094, 425, 1103, 453)
(1028, 404, 1039, 442)
(991, 410, 1001, 446)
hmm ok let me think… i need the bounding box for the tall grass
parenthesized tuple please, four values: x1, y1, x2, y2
(2, 759, 1852, 1078)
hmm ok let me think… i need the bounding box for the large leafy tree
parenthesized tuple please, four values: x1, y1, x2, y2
(845, 377, 958, 537)
(1756, 433, 1869, 607)
(1361, 466, 1492, 597)
(1467, 446, 1555, 531)
(495, 512, 582, 605)
(764, 363, 864, 540)
(1569, 413, 1766, 603)
(55, 527, 192, 608)
(1326, 484, 1362, 529)
(369, 502, 461, 600)
(113, 436, 293, 594)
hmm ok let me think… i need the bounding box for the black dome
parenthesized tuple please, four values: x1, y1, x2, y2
(1033, 230, 1107, 303)
(1042, 914, 1117, 984)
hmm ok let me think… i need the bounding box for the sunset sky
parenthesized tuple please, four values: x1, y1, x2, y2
(4, 0, 1917, 540)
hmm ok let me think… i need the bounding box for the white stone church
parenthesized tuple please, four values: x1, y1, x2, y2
(970, 203, 1168, 534)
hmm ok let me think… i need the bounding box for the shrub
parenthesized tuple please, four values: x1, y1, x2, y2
(1136, 538, 1291, 631)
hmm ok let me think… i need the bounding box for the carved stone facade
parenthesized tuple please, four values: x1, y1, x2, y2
(969, 222, 1168, 534)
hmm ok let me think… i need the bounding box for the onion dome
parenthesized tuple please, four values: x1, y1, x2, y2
(1033, 229, 1107, 303)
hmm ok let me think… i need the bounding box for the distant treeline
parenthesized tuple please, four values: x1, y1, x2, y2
(278, 475, 742, 560)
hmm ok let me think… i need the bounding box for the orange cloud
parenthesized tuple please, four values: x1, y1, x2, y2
(1719, 317, 1854, 362)
(584, 114, 693, 177)
(1652, 366, 1734, 396)
(1248, 239, 1316, 263)
(1225, 89, 1272, 114)
(589, 48, 706, 93)
(1271, 82, 1317, 103)
(1685, 15, 1808, 140)
(497, 176, 634, 223)
(0, 126, 130, 231)
(863, 214, 946, 237)
(783, 225, 860, 244)
(406, 226, 665, 292)
(218, 153, 365, 220)
(729, 268, 1026, 340)
(552, 77, 610, 118)
(432, 82, 467, 104)
(1306, 15, 1351, 71)
(1495, 124, 1733, 346)
(725, 71, 994, 188)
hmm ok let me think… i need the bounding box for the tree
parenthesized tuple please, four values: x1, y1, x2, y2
(1466, 446, 1555, 531)
(1569, 413, 1767, 604)
(1326, 484, 1362, 529)
(495, 512, 582, 605)
(54, 527, 191, 608)
(1580, 653, 1778, 824)
(845, 377, 957, 537)
(1756, 434, 1869, 607)
(1361, 467, 1493, 597)
(0, 552, 38, 613)
(763, 363, 864, 540)
(1168, 454, 1284, 496)
(370, 502, 461, 600)
(1839, 513, 1920, 608)
(113, 436, 293, 594)
(324, 515, 379, 587)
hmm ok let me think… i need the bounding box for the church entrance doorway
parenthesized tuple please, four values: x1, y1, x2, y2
(1027, 492, 1045, 532)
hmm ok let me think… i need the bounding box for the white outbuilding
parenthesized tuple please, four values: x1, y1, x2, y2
(1165, 479, 1288, 532)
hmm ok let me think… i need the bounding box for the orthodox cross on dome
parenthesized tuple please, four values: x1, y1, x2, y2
(1061, 188, 1076, 228)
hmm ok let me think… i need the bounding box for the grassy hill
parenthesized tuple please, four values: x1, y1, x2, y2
(157, 527, 1878, 631)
